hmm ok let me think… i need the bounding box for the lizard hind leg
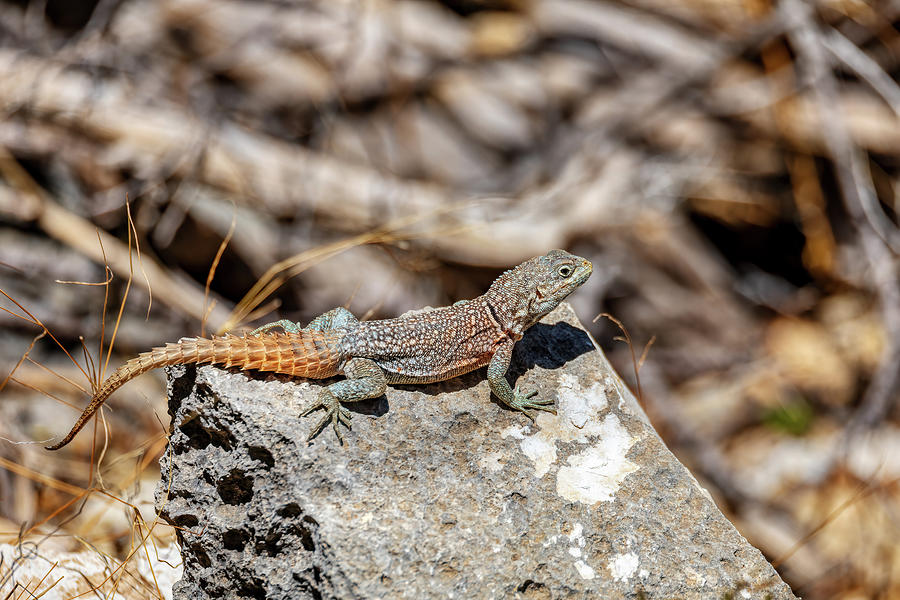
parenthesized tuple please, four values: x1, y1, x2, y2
(302, 357, 386, 443)
(251, 308, 358, 336)
(250, 319, 302, 335)
(304, 307, 359, 332)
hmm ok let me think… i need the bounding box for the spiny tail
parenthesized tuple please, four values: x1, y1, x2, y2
(46, 331, 344, 450)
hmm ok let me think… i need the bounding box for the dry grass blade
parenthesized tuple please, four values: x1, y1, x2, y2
(23, 356, 88, 396)
(101, 202, 139, 383)
(0, 440, 180, 599)
(21, 561, 58, 599)
(594, 312, 652, 403)
(6, 377, 78, 412)
(637, 335, 657, 372)
(0, 144, 232, 330)
(0, 457, 85, 498)
(62, 450, 180, 599)
(125, 200, 153, 322)
(0, 332, 46, 397)
(771, 478, 882, 569)
(222, 206, 470, 332)
(0, 289, 93, 388)
(201, 204, 236, 338)
(0, 260, 24, 274)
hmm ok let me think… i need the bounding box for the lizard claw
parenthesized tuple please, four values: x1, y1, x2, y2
(302, 390, 352, 443)
(510, 386, 557, 421)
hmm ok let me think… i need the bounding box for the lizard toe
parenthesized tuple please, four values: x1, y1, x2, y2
(520, 400, 556, 415)
(509, 387, 556, 418)
(300, 398, 324, 417)
(519, 409, 537, 422)
(527, 397, 557, 413)
(337, 406, 352, 428)
(304, 390, 352, 442)
(307, 412, 332, 442)
(331, 406, 353, 444)
(528, 396, 554, 406)
(513, 387, 538, 401)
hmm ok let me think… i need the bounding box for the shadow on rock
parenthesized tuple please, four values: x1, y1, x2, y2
(400, 321, 594, 398)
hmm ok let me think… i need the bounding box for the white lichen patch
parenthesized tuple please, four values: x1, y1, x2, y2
(510, 375, 619, 479)
(574, 560, 596, 580)
(559, 374, 608, 429)
(568, 547, 582, 558)
(500, 424, 529, 440)
(520, 434, 557, 477)
(740, 590, 751, 599)
(608, 551, 640, 583)
(556, 414, 640, 504)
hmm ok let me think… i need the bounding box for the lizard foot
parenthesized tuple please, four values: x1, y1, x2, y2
(509, 387, 557, 421)
(302, 390, 352, 443)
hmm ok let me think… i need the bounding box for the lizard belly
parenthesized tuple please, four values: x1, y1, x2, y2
(379, 351, 494, 385)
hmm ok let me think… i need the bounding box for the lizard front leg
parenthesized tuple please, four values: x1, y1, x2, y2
(303, 357, 386, 443)
(487, 337, 557, 421)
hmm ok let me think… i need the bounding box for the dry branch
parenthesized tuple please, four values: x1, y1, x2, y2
(784, 0, 900, 429)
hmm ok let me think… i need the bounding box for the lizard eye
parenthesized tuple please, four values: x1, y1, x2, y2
(557, 265, 573, 278)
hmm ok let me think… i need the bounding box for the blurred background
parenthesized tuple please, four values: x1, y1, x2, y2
(1, 0, 899, 597)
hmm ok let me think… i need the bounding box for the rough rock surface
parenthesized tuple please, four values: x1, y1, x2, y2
(155, 303, 796, 599)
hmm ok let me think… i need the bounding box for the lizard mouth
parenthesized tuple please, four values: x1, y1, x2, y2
(578, 259, 593, 278)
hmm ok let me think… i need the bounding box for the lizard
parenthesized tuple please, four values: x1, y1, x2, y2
(46, 249, 592, 450)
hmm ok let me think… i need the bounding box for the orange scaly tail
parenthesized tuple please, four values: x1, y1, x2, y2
(46, 331, 344, 450)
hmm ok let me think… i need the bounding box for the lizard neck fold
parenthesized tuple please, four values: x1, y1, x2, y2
(481, 292, 527, 336)
(483, 269, 534, 336)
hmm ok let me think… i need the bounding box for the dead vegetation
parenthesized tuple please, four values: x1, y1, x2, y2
(1, 0, 900, 598)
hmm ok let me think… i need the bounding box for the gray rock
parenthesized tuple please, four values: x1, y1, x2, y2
(156, 303, 796, 599)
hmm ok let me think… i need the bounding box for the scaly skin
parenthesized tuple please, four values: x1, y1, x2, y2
(47, 250, 592, 449)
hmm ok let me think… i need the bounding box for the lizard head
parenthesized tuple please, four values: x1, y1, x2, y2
(487, 249, 592, 330)
(526, 249, 593, 317)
